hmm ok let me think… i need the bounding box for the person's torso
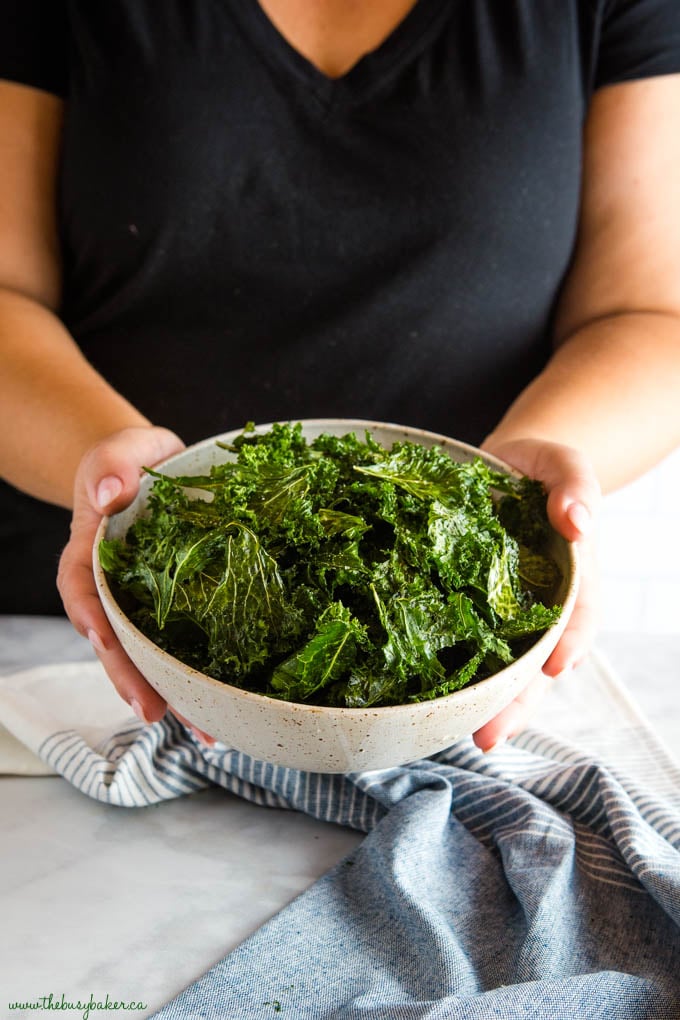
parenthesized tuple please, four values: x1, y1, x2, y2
(58, 0, 594, 443)
(4, 0, 602, 612)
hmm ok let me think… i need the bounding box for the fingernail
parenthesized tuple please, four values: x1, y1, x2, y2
(96, 475, 123, 511)
(87, 628, 106, 654)
(185, 722, 214, 745)
(566, 501, 591, 536)
(131, 699, 150, 724)
(482, 735, 507, 754)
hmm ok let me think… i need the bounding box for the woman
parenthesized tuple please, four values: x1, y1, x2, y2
(1, 0, 679, 749)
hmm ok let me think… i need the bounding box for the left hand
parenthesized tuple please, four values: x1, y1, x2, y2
(472, 436, 602, 752)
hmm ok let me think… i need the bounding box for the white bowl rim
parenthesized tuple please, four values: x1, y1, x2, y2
(93, 418, 579, 718)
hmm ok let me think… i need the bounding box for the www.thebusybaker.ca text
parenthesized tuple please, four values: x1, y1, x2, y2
(8, 992, 147, 1020)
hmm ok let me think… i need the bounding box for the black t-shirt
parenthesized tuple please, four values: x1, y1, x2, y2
(2, 0, 680, 613)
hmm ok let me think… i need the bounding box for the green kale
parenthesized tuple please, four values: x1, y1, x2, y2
(100, 423, 564, 706)
(270, 602, 368, 701)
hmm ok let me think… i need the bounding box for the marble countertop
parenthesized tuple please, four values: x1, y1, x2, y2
(1, 617, 678, 1018)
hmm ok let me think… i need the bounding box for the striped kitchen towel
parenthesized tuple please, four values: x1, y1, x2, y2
(144, 726, 679, 1018)
(1, 657, 679, 1016)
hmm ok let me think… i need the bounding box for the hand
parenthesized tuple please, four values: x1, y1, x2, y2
(57, 426, 191, 725)
(472, 437, 602, 752)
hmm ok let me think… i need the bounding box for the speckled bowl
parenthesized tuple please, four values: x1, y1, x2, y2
(93, 419, 578, 773)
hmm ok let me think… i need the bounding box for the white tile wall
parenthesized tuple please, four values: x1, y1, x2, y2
(598, 447, 680, 634)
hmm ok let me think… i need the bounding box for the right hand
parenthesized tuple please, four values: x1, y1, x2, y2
(57, 425, 188, 725)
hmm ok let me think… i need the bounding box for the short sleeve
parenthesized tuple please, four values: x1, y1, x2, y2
(595, 0, 680, 87)
(0, 0, 68, 96)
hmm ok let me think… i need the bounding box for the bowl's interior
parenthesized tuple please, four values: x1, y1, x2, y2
(103, 418, 507, 536)
(102, 417, 574, 614)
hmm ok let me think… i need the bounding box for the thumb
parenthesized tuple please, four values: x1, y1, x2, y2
(543, 453, 601, 544)
(77, 425, 185, 515)
(482, 436, 601, 543)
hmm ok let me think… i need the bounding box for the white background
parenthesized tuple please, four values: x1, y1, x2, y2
(598, 447, 680, 635)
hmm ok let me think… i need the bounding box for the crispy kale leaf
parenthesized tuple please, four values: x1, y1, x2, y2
(100, 423, 563, 705)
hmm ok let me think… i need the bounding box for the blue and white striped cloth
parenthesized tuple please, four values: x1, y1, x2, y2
(38, 714, 680, 1018)
(2, 658, 679, 1017)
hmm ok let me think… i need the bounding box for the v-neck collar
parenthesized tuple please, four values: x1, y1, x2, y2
(228, 0, 453, 110)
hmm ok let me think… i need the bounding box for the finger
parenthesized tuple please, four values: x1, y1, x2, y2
(57, 498, 115, 640)
(472, 671, 554, 752)
(169, 707, 216, 746)
(57, 425, 183, 721)
(545, 462, 600, 543)
(542, 538, 600, 676)
(474, 437, 602, 749)
(482, 437, 601, 542)
(486, 441, 601, 672)
(81, 426, 185, 514)
(472, 700, 526, 753)
(58, 534, 168, 721)
(92, 633, 167, 723)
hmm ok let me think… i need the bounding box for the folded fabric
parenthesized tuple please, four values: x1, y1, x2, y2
(142, 734, 678, 1019)
(1, 657, 679, 1016)
(0, 659, 135, 777)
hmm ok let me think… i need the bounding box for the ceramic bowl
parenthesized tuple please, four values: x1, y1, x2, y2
(93, 419, 578, 772)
